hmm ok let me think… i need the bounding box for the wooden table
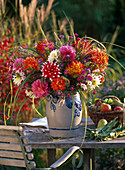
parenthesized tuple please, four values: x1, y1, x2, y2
(24, 120, 125, 170)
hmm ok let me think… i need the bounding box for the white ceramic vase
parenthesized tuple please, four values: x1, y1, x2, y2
(46, 93, 82, 138)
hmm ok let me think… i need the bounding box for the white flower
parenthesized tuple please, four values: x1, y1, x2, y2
(12, 74, 22, 86)
(87, 81, 92, 86)
(48, 50, 58, 63)
(80, 83, 87, 90)
(92, 75, 101, 87)
(25, 90, 38, 98)
(12, 71, 26, 86)
(92, 69, 100, 73)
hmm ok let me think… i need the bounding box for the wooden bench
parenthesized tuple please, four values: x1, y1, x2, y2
(0, 125, 83, 169)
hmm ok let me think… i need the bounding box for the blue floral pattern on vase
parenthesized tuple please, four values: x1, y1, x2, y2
(47, 96, 59, 112)
(47, 94, 82, 119)
(65, 96, 82, 118)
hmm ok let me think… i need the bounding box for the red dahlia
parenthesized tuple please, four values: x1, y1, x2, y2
(41, 62, 60, 81)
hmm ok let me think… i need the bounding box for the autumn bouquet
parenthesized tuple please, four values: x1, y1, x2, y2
(9, 34, 109, 102)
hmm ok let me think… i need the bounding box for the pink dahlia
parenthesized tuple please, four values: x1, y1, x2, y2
(31, 79, 49, 98)
(41, 62, 60, 81)
(59, 45, 76, 61)
(13, 58, 24, 71)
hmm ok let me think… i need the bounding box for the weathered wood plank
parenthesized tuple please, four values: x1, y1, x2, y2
(0, 143, 32, 153)
(0, 135, 19, 143)
(0, 143, 22, 151)
(0, 125, 23, 131)
(0, 130, 16, 136)
(0, 158, 26, 167)
(0, 150, 24, 159)
(0, 150, 34, 161)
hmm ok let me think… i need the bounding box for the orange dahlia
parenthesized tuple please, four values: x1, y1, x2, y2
(65, 60, 85, 77)
(24, 57, 39, 73)
(51, 77, 66, 91)
(91, 48, 109, 71)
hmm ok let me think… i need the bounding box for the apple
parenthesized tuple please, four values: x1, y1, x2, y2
(101, 103, 112, 112)
(113, 106, 123, 111)
(95, 99, 101, 106)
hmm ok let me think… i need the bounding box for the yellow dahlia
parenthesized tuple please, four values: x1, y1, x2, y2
(65, 60, 85, 77)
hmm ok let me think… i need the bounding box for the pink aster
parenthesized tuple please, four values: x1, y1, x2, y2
(13, 58, 24, 71)
(31, 79, 49, 98)
(41, 62, 60, 81)
(59, 45, 76, 61)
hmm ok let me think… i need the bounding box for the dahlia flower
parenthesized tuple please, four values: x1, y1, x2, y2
(91, 48, 109, 71)
(48, 49, 58, 63)
(24, 57, 39, 73)
(31, 79, 49, 98)
(65, 60, 85, 77)
(51, 77, 66, 91)
(41, 62, 60, 81)
(59, 45, 76, 61)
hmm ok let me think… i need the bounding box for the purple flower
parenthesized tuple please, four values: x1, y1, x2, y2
(37, 59, 43, 64)
(80, 75, 85, 80)
(67, 94, 71, 98)
(59, 63, 64, 68)
(70, 87, 74, 91)
(82, 59, 87, 64)
(77, 77, 81, 81)
(64, 70, 68, 75)
(87, 68, 91, 73)
(81, 69, 86, 74)
(87, 74, 92, 81)
(74, 33, 78, 36)
(57, 90, 61, 95)
(59, 45, 76, 61)
(93, 90, 97, 94)
(69, 36, 74, 39)
(59, 35, 64, 38)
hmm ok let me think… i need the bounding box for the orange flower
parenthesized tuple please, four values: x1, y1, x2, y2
(65, 60, 85, 77)
(51, 77, 66, 91)
(24, 57, 39, 73)
(91, 48, 109, 71)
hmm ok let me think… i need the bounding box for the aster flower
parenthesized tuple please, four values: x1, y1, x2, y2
(31, 79, 49, 98)
(59, 45, 76, 61)
(41, 62, 60, 81)
(80, 75, 85, 80)
(87, 74, 93, 81)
